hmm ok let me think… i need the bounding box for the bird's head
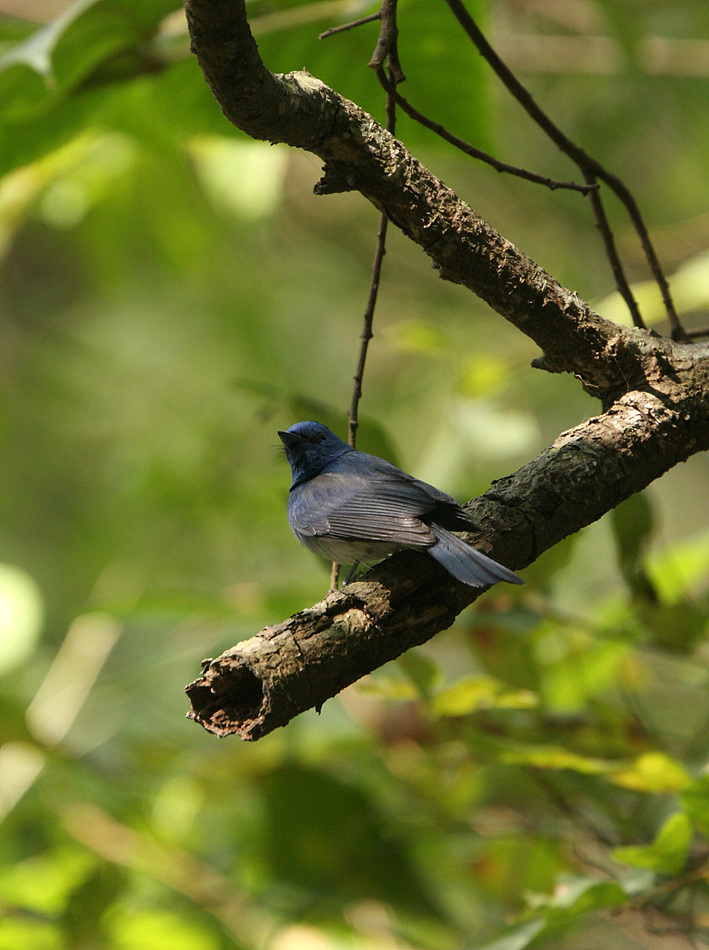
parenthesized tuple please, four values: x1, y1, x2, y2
(278, 421, 352, 488)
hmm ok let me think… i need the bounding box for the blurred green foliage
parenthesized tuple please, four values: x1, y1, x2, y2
(1, 0, 709, 948)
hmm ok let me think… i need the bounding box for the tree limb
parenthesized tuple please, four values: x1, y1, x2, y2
(187, 387, 709, 740)
(182, 0, 709, 740)
(185, 0, 660, 403)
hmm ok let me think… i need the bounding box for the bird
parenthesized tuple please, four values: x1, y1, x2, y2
(278, 421, 523, 588)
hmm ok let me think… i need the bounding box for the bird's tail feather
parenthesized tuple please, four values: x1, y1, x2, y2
(429, 525, 523, 587)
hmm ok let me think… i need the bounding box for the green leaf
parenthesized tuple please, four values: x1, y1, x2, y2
(544, 876, 627, 915)
(613, 812, 692, 875)
(609, 752, 691, 794)
(0, 846, 95, 915)
(471, 919, 545, 950)
(537, 631, 628, 715)
(473, 877, 631, 950)
(501, 745, 616, 776)
(397, 651, 441, 697)
(500, 747, 690, 795)
(0, 0, 179, 121)
(646, 529, 709, 605)
(431, 675, 538, 717)
(0, 919, 63, 950)
(610, 493, 656, 598)
(110, 910, 220, 950)
(260, 765, 439, 916)
(681, 774, 709, 838)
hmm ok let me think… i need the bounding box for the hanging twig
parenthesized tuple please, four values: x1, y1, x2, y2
(442, 0, 685, 340)
(373, 69, 596, 195)
(583, 171, 644, 328)
(329, 7, 400, 591)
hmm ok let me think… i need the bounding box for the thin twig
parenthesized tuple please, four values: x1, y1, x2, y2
(348, 92, 394, 446)
(319, 11, 380, 40)
(331, 34, 399, 591)
(685, 325, 709, 340)
(348, 0, 398, 444)
(442, 0, 685, 339)
(584, 171, 644, 328)
(374, 68, 596, 194)
(331, 175, 391, 591)
(348, 209, 389, 449)
(368, 0, 404, 82)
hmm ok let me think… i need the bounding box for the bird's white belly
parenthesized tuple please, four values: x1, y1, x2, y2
(299, 534, 403, 565)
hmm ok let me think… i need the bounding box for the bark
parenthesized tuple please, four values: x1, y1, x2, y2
(182, 0, 709, 739)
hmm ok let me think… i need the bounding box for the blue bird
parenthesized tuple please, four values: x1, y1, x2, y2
(278, 421, 523, 588)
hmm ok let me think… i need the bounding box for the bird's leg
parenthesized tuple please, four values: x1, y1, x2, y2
(342, 562, 361, 586)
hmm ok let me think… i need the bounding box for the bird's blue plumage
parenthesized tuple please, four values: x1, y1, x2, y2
(278, 421, 523, 588)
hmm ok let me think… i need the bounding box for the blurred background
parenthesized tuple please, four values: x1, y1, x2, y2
(2, 1, 709, 948)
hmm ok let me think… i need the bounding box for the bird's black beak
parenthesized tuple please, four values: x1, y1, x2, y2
(278, 430, 303, 449)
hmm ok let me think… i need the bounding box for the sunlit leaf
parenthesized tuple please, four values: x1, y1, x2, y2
(501, 745, 616, 776)
(431, 675, 538, 717)
(0, 919, 62, 950)
(500, 746, 690, 795)
(645, 529, 709, 605)
(0, 846, 95, 915)
(613, 812, 692, 875)
(111, 910, 220, 950)
(188, 138, 289, 221)
(610, 752, 691, 794)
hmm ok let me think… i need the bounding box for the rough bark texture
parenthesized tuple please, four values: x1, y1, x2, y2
(182, 0, 709, 739)
(187, 389, 709, 741)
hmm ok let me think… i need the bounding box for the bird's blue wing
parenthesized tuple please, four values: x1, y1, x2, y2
(288, 468, 439, 547)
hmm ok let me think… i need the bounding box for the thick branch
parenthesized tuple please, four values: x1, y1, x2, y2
(187, 383, 709, 740)
(184, 0, 655, 403)
(181, 0, 709, 740)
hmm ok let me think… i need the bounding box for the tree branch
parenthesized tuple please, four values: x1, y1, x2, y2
(184, 0, 680, 404)
(187, 386, 709, 740)
(182, 0, 709, 740)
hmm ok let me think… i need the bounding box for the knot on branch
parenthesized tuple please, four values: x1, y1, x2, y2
(314, 160, 358, 195)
